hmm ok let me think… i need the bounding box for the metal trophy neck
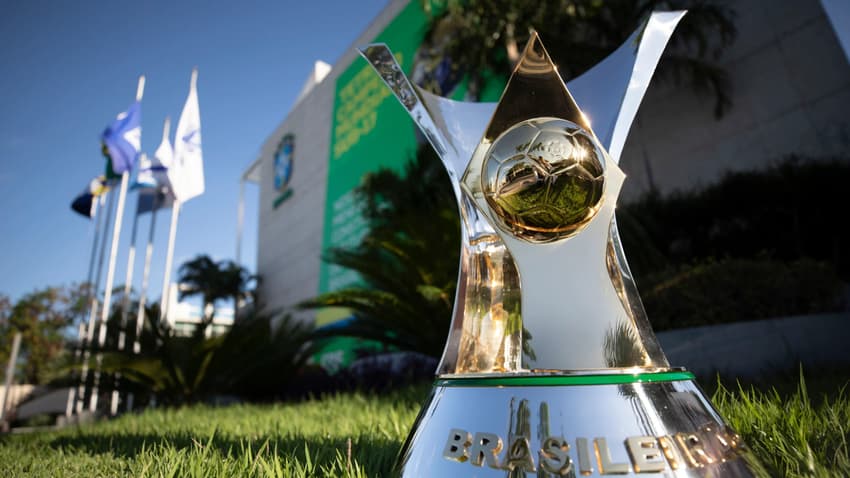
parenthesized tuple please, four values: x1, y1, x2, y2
(359, 14, 684, 374)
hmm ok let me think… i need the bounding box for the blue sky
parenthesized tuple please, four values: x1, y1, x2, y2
(0, 0, 389, 301)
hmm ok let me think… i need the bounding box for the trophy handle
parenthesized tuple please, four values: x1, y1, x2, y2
(360, 44, 523, 374)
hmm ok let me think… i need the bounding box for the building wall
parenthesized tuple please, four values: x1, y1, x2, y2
(255, 0, 408, 317)
(253, 0, 850, 321)
(621, 0, 850, 198)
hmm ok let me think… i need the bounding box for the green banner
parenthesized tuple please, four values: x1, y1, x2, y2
(320, 2, 428, 306)
(315, 1, 505, 371)
(313, 2, 430, 371)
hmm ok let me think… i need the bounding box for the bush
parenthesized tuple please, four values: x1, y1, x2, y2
(621, 156, 850, 281)
(642, 257, 844, 330)
(93, 310, 314, 406)
(285, 352, 436, 399)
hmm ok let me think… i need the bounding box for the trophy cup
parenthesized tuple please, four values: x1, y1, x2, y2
(361, 11, 765, 477)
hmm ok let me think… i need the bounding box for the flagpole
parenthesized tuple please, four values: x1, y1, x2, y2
(85, 194, 104, 293)
(110, 187, 142, 415)
(116, 191, 141, 340)
(190, 67, 198, 94)
(136, 76, 146, 106)
(77, 190, 114, 414)
(134, 116, 170, 354)
(118, 183, 142, 351)
(160, 113, 181, 326)
(89, 170, 129, 413)
(126, 191, 161, 413)
(0, 332, 23, 426)
(65, 322, 86, 418)
(65, 194, 103, 417)
(160, 200, 181, 325)
(159, 67, 201, 324)
(134, 192, 159, 354)
(236, 180, 244, 265)
(90, 75, 144, 414)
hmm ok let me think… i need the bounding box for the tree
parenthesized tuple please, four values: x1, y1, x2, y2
(0, 285, 88, 384)
(177, 255, 256, 336)
(0, 294, 12, 372)
(301, 146, 461, 358)
(418, 0, 736, 116)
(218, 260, 258, 318)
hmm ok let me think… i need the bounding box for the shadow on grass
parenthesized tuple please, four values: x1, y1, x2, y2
(47, 432, 403, 475)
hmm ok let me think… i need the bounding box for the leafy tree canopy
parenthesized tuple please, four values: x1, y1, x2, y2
(419, 0, 736, 116)
(0, 284, 88, 384)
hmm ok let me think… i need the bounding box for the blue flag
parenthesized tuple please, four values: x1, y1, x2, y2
(101, 101, 141, 175)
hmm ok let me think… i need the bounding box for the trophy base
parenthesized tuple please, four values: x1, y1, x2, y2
(397, 370, 765, 477)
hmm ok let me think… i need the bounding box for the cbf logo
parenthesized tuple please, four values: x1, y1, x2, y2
(273, 134, 294, 208)
(182, 129, 201, 153)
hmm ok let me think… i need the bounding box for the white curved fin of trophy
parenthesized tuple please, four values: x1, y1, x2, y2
(356, 43, 460, 188)
(359, 11, 686, 374)
(359, 42, 520, 375)
(569, 10, 686, 161)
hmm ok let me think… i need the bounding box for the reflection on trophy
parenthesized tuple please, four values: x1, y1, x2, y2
(362, 11, 767, 477)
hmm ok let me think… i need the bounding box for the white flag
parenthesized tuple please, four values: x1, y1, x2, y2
(133, 153, 158, 189)
(153, 117, 174, 190)
(170, 68, 204, 202)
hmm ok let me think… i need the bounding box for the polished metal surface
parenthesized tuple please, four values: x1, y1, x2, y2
(481, 118, 606, 242)
(361, 11, 763, 478)
(398, 379, 767, 477)
(360, 12, 685, 374)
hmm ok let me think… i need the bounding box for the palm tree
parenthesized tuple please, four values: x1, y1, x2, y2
(418, 0, 736, 116)
(216, 260, 258, 318)
(300, 146, 461, 358)
(177, 255, 256, 336)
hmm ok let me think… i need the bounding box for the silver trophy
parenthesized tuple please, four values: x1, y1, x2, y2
(361, 11, 765, 477)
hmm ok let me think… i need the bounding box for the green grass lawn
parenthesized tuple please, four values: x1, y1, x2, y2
(0, 374, 847, 477)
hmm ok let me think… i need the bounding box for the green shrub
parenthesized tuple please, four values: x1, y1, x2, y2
(642, 257, 844, 330)
(621, 156, 850, 281)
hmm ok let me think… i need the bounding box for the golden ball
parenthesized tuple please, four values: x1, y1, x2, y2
(482, 118, 605, 242)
